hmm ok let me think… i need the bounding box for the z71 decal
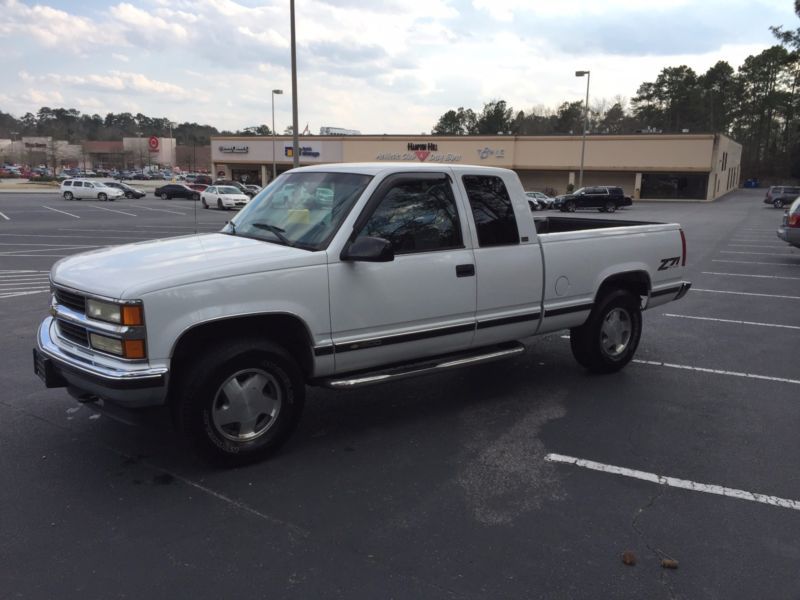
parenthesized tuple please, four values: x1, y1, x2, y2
(658, 256, 681, 271)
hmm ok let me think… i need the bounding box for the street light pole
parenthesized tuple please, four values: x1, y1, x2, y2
(290, 0, 299, 168)
(271, 89, 283, 180)
(575, 70, 591, 189)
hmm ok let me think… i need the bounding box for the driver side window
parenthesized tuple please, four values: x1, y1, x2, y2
(357, 177, 463, 255)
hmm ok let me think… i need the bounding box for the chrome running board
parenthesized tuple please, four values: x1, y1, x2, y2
(318, 342, 526, 390)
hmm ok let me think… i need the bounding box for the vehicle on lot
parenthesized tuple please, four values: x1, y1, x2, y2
(201, 185, 251, 210)
(194, 175, 213, 185)
(214, 179, 256, 197)
(154, 183, 200, 201)
(777, 197, 800, 248)
(102, 181, 146, 199)
(245, 184, 263, 195)
(558, 186, 632, 213)
(764, 185, 800, 208)
(525, 191, 553, 210)
(187, 183, 208, 193)
(60, 179, 125, 201)
(35, 163, 691, 465)
(132, 173, 151, 180)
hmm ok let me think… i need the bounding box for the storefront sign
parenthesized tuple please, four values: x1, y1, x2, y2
(477, 147, 505, 159)
(219, 145, 249, 153)
(148, 136, 159, 152)
(284, 145, 320, 158)
(24, 142, 46, 149)
(376, 151, 462, 163)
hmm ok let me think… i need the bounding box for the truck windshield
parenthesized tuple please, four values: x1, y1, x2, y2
(224, 172, 373, 250)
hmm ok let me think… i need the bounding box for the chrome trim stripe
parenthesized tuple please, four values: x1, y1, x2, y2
(476, 312, 540, 329)
(333, 322, 475, 354)
(38, 317, 166, 384)
(651, 285, 682, 298)
(544, 303, 593, 318)
(53, 302, 145, 339)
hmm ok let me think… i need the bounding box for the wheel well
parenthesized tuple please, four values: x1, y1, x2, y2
(169, 314, 315, 391)
(595, 271, 651, 303)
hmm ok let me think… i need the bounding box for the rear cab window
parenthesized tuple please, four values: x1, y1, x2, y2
(462, 175, 519, 247)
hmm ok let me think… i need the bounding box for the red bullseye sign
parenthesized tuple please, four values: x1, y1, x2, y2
(148, 136, 159, 152)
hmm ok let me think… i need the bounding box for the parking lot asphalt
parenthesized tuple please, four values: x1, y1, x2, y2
(2, 189, 799, 598)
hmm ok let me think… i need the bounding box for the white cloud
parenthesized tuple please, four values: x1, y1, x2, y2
(112, 53, 130, 62)
(110, 2, 189, 40)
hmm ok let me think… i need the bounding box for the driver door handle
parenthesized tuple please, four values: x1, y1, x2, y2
(456, 264, 475, 278)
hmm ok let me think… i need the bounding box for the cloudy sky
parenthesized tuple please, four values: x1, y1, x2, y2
(0, 0, 796, 134)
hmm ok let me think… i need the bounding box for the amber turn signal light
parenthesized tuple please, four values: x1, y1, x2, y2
(123, 339, 146, 359)
(121, 305, 143, 326)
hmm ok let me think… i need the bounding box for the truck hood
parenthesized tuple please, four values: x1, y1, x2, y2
(51, 233, 324, 299)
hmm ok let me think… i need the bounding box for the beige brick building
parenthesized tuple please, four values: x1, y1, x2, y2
(210, 133, 742, 201)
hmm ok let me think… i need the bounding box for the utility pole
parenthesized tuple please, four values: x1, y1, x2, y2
(575, 70, 591, 189)
(290, 0, 299, 168)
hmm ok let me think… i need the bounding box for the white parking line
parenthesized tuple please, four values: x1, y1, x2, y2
(91, 206, 137, 217)
(545, 453, 800, 511)
(0, 211, 9, 221)
(663, 313, 800, 331)
(712, 259, 800, 268)
(728, 243, 787, 248)
(0, 290, 49, 299)
(42, 205, 80, 219)
(137, 206, 187, 216)
(692, 288, 800, 300)
(633, 359, 800, 384)
(0, 245, 98, 256)
(721, 251, 797, 256)
(701, 271, 800, 281)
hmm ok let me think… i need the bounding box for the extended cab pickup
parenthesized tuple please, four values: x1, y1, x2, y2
(34, 163, 691, 465)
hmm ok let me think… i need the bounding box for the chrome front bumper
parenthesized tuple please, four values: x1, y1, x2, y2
(35, 317, 169, 408)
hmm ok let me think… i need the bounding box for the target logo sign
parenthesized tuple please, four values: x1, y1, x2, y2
(148, 136, 159, 152)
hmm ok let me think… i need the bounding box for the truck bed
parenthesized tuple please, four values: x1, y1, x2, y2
(533, 216, 657, 234)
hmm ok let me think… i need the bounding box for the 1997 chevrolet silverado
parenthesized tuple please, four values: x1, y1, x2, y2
(34, 163, 690, 465)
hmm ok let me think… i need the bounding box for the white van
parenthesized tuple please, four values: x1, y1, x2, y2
(60, 179, 125, 201)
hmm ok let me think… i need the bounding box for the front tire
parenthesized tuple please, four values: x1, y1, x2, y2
(177, 340, 305, 466)
(63, 191, 73, 201)
(98, 192, 107, 202)
(202, 198, 208, 209)
(569, 289, 642, 373)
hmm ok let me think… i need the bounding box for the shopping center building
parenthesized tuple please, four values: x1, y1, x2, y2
(210, 133, 742, 201)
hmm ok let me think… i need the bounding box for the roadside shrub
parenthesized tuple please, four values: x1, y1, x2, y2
(566, 183, 575, 192)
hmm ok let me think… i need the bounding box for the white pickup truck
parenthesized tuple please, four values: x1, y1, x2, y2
(34, 163, 691, 465)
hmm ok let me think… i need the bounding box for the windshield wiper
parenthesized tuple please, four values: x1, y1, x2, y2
(251, 222, 292, 246)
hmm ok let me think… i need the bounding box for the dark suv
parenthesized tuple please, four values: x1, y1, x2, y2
(764, 186, 800, 208)
(557, 186, 632, 213)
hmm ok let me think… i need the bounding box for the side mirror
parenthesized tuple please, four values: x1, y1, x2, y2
(340, 236, 394, 262)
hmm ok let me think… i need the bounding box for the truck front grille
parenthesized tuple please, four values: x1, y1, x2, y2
(54, 288, 86, 314)
(57, 319, 89, 347)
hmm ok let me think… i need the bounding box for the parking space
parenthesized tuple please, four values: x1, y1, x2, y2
(2, 188, 800, 598)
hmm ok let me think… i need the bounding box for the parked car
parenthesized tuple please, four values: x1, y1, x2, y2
(244, 184, 263, 195)
(187, 183, 208, 193)
(154, 183, 200, 200)
(777, 197, 800, 248)
(525, 191, 552, 210)
(35, 163, 691, 465)
(102, 181, 146, 199)
(213, 179, 255, 197)
(60, 179, 125, 201)
(764, 185, 800, 208)
(558, 186, 632, 213)
(132, 173, 151, 180)
(200, 185, 251, 209)
(194, 175, 212, 185)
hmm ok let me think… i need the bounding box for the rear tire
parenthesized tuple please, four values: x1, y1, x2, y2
(177, 339, 305, 466)
(125, 191, 133, 199)
(565, 200, 577, 212)
(161, 193, 168, 200)
(774, 199, 784, 208)
(192, 193, 200, 201)
(604, 201, 616, 213)
(569, 289, 642, 373)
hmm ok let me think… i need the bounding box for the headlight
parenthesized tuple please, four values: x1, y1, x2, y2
(86, 299, 143, 325)
(89, 333, 146, 359)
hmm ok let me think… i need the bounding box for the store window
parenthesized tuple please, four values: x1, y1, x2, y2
(640, 173, 709, 200)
